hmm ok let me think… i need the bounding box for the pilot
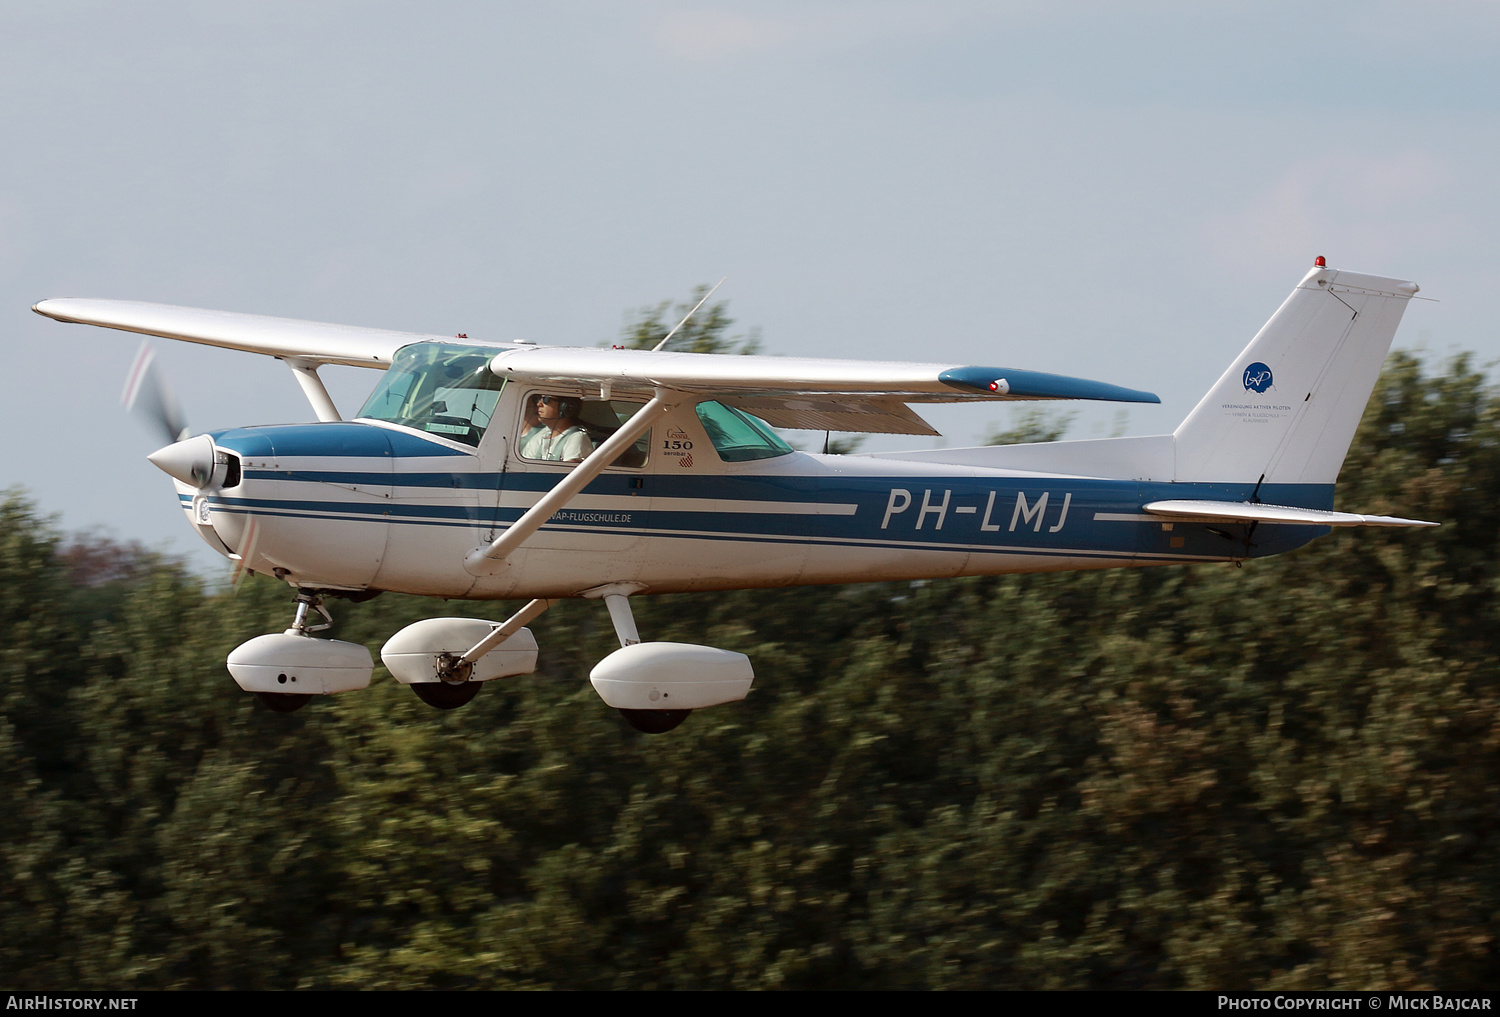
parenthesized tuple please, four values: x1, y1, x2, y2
(521, 395, 594, 462)
(520, 394, 545, 444)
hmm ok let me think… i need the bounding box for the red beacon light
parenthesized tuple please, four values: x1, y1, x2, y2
(1314, 256, 1326, 268)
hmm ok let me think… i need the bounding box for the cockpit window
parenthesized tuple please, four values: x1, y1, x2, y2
(357, 343, 505, 448)
(518, 394, 651, 468)
(695, 401, 793, 462)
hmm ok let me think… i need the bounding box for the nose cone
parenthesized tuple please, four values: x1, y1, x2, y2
(147, 434, 216, 487)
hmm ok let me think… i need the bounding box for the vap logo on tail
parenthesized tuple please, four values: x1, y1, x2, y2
(1242, 362, 1274, 393)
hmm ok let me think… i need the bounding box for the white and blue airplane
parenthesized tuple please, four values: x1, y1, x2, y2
(34, 259, 1435, 731)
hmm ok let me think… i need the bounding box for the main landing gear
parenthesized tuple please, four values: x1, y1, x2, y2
(410, 679, 481, 710)
(226, 586, 754, 734)
(588, 587, 693, 734)
(381, 602, 547, 710)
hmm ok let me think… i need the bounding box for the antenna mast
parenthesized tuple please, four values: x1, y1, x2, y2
(651, 277, 727, 352)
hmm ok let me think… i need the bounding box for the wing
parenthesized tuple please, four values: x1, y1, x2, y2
(31, 298, 467, 369)
(490, 346, 1160, 436)
(35, 300, 1161, 434)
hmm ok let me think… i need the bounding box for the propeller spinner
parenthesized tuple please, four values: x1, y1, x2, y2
(146, 434, 219, 487)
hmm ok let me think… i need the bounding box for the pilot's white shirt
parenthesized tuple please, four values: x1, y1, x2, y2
(521, 425, 593, 461)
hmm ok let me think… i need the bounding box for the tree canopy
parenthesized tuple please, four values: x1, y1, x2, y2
(1, 350, 1497, 990)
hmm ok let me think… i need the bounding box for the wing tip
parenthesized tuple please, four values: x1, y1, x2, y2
(939, 366, 1160, 404)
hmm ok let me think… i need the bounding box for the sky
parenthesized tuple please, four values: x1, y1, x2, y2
(4, 1, 1498, 569)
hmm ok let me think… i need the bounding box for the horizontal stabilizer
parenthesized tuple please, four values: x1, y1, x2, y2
(1143, 500, 1438, 528)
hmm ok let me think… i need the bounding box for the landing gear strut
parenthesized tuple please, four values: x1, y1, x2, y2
(229, 590, 380, 712)
(247, 590, 339, 713)
(588, 584, 693, 735)
(387, 599, 554, 711)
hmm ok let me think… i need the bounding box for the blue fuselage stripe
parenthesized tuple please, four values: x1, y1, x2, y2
(194, 464, 1334, 562)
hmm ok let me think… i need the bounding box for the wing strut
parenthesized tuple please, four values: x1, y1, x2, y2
(284, 358, 342, 422)
(463, 389, 683, 574)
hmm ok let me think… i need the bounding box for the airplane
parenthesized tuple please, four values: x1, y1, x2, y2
(33, 258, 1435, 732)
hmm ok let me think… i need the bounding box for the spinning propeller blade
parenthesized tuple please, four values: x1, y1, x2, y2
(122, 341, 190, 444)
(230, 516, 261, 593)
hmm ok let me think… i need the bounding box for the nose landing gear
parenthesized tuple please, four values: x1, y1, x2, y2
(228, 590, 374, 712)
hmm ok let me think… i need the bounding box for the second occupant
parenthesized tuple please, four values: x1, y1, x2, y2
(521, 395, 594, 462)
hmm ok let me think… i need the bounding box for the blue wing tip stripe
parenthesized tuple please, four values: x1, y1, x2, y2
(939, 367, 1160, 404)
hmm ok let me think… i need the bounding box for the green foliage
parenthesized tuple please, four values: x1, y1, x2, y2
(2, 352, 1499, 989)
(984, 408, 1075, 445)
(619, 285, 761, 355)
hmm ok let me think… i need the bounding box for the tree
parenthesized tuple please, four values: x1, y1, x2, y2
(619, 285, 760, 355)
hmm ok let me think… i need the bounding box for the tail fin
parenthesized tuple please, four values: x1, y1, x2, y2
(1173, 263, 1418, 485)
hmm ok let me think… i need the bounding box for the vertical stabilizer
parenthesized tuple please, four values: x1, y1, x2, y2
(1173, 264, 1418, 485)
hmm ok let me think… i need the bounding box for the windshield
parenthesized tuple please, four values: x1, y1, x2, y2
(357, 343, 506, 448)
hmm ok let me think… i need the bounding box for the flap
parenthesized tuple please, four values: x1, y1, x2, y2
(719, 395, 939, 436)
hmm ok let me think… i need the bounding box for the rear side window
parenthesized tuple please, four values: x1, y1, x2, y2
(694, 401, 793, 462)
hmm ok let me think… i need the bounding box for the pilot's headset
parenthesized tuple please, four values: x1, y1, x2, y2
(554, 396, 582, 419)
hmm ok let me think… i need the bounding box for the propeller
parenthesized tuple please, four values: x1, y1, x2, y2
(229, 516, 262, 592)
(122, 341, 190, 445)
(124, 341, 216, 486)
(122, 341, 262, 588)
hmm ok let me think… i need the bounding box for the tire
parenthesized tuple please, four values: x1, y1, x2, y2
(619, 708, 691, 734)
(255, 692, 312, 713)
(412, 681, 481, 710)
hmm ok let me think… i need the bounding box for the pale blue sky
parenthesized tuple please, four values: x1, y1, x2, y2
(4, 1, 1496, 566)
